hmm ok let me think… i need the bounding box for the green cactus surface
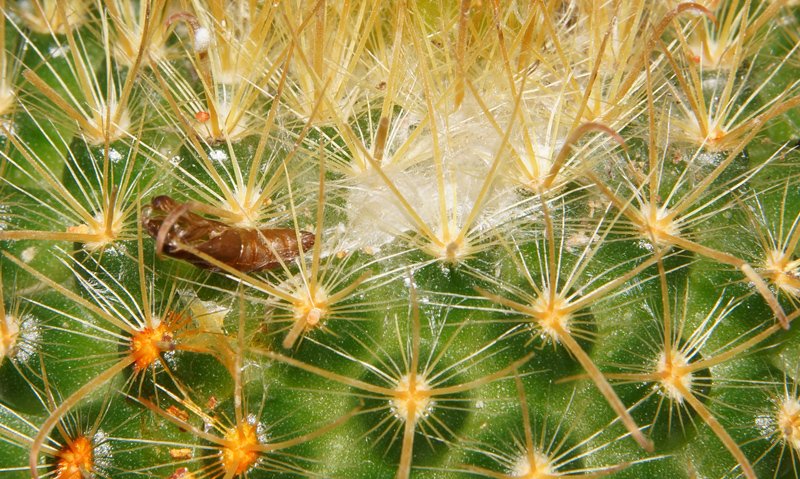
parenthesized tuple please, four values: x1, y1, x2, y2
(2, 1, 800, 478)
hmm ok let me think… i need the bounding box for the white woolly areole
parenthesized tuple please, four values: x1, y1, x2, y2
(779, 398, 800, 451)
(1, 313, 38, 363)
(511, 451, 554, 477)
(341, 103, 523, 255)
(0, 314, 20, 360)
(194, 27, 211, 52)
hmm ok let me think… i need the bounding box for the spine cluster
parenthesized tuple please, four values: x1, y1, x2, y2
(1, 1, 799, 478)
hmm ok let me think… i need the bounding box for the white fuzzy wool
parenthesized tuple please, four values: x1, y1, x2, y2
(193, 27, 211, 53)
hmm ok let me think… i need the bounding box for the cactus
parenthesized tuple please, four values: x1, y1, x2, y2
(1, 1, 800, 478)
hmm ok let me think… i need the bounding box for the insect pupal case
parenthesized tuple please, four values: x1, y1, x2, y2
(142, 195, 314, 272)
